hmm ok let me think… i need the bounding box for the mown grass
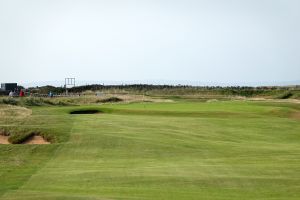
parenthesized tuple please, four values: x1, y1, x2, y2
(0, 104, 72, 197)
(0, 100, 300, 199)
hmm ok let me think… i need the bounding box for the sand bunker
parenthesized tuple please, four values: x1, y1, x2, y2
(23, 136, 50, 144)
(0, 135, 10, 144)
(0, 135, 50, 144)
(70, 109, 100, 114)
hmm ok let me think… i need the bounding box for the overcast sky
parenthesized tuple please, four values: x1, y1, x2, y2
(0, 0, 299, 86)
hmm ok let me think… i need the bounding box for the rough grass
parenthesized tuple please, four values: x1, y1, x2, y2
(8, 131, 35, 144)
(0, 101, 300, 199)
(0, 94, 169, 108)
(0, 97, 71, 106)
(276, 91, 294, 99)
(0, 105, 32, 118)
(96, 96, 123, 103)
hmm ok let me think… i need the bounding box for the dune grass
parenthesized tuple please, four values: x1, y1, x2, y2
(0, 101, 300, 199)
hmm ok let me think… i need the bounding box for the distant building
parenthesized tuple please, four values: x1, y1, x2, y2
(1, 83, 18, 91)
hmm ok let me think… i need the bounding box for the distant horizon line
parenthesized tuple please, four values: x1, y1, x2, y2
(14, 79, 300, 88)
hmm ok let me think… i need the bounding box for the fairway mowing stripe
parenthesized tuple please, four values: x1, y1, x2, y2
(11, 119, 76, 194)
(2, 102, 300, 199)
(1, 190, 120, 200)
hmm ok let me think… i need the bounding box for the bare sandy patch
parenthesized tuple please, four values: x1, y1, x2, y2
(23, 136, 50, 144)
(0, 135, 10, 144)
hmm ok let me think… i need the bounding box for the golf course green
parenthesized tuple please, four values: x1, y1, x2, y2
(1, 100, 300, 199)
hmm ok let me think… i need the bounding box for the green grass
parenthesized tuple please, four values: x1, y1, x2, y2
(1, 101, 300, 199)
